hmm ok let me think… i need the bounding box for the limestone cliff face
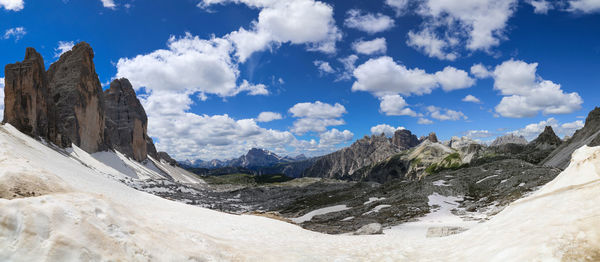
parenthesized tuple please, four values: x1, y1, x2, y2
(104, 78, 151, 161)
(3, 48, 49, 137)
(392, 129, 419, 150)
(46, 42, 106, 153)
(3, 43, 166, 164)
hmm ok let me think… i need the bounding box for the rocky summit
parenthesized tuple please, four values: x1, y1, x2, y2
(489, 134, 528, 147)
(391, 129, 419, 150)
(3, 43, 159, 162)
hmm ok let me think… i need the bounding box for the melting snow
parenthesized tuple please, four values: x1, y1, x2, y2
(291, 205, 350, 223)
(364, 197, 386, 205)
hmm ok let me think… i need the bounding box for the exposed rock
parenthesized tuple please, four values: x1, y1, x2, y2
(427, 132, 438, 143)
(46, 42, 106, 153)
(392, 129, 419, 150)
(158, 151, 178, 166)
(229, 148, 295, 168)
(490, 134, 527, 147)
(3, 48, 49, 137)
(353, 223, 383, 235)
(446, 136, 479, 150)
(529, 126, 562, 150)
(103, 78, 151, 161)
(303, 134, 401, 180)
(543, 107, 600, 169)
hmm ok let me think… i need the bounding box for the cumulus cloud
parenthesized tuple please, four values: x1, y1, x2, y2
(371, 124, 405, 137)
(462, 95, 482, 104)
(426, 106, 467, 121)
(385, 0, 410, 16)
(352, 56, 473, 97)
(3, 27, 26, 41)
(256, 111, 282, 122)
(510, 117, 584, 140)
(289, 101, 347, 135)
(0, 0, 24, 11)
(203, 0, 341, 62)
(319, 128, 353, 145)
(464, 130, 494, 139)
(567, 0, 600, 13)
(344, 9, 395, 34)
(470, 63, 492, 79)
(490, 60, 583, 118)
(352, 38, 387, 55)
(408, 0, 517, 59)
(314, 60, 335, 75)
(434, 66, 475, 91)
(54, 41, 74, 58)
(379, 95, 417, 116)
(527, 0, 553, 14)
(418, 118, 434, 125)
(116, 33, 268, 99)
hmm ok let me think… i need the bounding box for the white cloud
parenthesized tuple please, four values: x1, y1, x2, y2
(289, 101, 346, 119)
(204, 0, 341, 62)
(371, 124, 405, 137)
(462, 95, 482, 104)
(434, 66, 475, 91)
(464, 130, 493, 139)
(406, 28, 458, 60)
(256, 111, 282, 122)
(408, 0, 517, 59)
(335, 54, 358, 81)
(427, 106, 467, 121)
(527, 0, 553, 14)
(289, 101, 347, 135)
(567, 0, 600, 13)
(352, 56, 472, 97)
(379, 95, 417, 116)
(344, 9, 395, 34)
(470, 63, 491, 79)
(54, 41, 74, 58)
(491, 60, 583, 118)
(0, 0, 24, 11)
(313, 60, 335, 75)
(352, 38, 387, 55)
(100, 0, 116, 9)
(319, 129, 353, 145)
(510, 117, 584, 140)
(116, 33, 267, 99)
(385, 0, 410, 16)
(3, 27, 26, 41)
(418, 118, 434, 125)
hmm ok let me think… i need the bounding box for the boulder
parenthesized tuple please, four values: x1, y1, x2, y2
(46, 42, 106, 153)
(103, 78, 150, 161)
(353, 223, 383, 235)
(3, 48, 49, 137)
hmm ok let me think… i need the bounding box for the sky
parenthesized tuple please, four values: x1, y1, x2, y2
(0, 0, 600, 161)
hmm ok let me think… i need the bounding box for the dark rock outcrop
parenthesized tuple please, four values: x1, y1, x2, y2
(3, 48, 49, 137)
(392, 129, 419, 150)
(158, 151, 178, 166)
(530, 126, 562, 150)
(46, 42, 106, 152)
(3, 43, 167, 163)
(543, 107, 600, 169)
(103, 78, 151, 161)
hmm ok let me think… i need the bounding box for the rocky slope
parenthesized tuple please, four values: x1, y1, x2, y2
(543, 107, 600, 169)
(302, 130, 418, 180)
(3, 43, 164, 163)
(478, 126, 562, 165)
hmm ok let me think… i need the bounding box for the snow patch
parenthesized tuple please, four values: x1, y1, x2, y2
(291, 205, 350, 223)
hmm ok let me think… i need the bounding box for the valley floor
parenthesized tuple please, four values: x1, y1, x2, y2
(1, 124, 600, 261)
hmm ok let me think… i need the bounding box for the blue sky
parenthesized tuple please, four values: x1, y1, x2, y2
(1, 0, 600, 161)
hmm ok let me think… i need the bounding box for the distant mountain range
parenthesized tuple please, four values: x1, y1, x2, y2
(183, 148, 306, 169)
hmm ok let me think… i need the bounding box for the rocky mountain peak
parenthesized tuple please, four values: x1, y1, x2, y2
(3, 47, 49, 137)
(427, 132, 438, 143)
(104, 78, 153, 161)
(530, 126, 561, 147)
(490, 134, 528, 147)
(3, 43, 165, 164)
(392, 129, 419, 150)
